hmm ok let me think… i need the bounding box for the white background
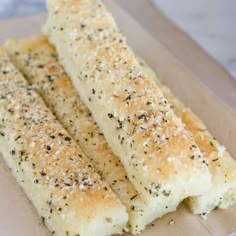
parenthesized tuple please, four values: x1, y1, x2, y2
(0, 0, 235, 78)
(153, 0, 236, 78)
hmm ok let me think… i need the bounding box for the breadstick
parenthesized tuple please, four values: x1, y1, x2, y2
(44, 0, 211, 220)
(0, 49, 128, 236)
(140, 61, 236, 214)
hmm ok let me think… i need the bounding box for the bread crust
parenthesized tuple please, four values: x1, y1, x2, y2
(44, 0, 211, 219)
(141, 59, 236, 214)
(0, 50, 128, 236)
(0, 48, 27, 84)
(6, 35, 160, 234)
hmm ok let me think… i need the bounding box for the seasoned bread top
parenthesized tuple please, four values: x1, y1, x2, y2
(5, 36, 139, 208)
(146, 64, 236, 192)
(160, 83, 236, 182)
(0, 49, 128, 235)
(44, 0, 211, 200)
(0, 81, 124, 217)
(0, 81, 116, 212)
(5, 35, 153, 234)
(141, 60, 236, 213)
(0, 48, 26, 84)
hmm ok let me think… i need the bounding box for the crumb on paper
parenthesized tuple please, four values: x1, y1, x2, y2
(146, 222, 156, 231)
(218, 145, 225, 156)
(168, 219, 175, 226)
(201, 213, 208, 220)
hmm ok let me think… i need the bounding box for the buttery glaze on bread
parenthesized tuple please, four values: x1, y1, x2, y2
(140, 62, 236, 215)
(44, 0, 211, 219)
(0, 49, 128, 236)
(5, 35, 160, 234)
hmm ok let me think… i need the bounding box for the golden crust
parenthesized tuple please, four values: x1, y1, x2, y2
(0, 51, 128, 236)
(5, 35, 159, 234)
(141, 60, 236, 214)
(44, 0, 211, 219)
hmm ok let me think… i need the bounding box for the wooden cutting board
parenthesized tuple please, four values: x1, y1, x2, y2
(0, 1, 235, 236)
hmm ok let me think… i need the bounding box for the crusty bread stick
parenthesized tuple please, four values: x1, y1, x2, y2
(44, 0, 211, 220)
(0, 49, 128, 236)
